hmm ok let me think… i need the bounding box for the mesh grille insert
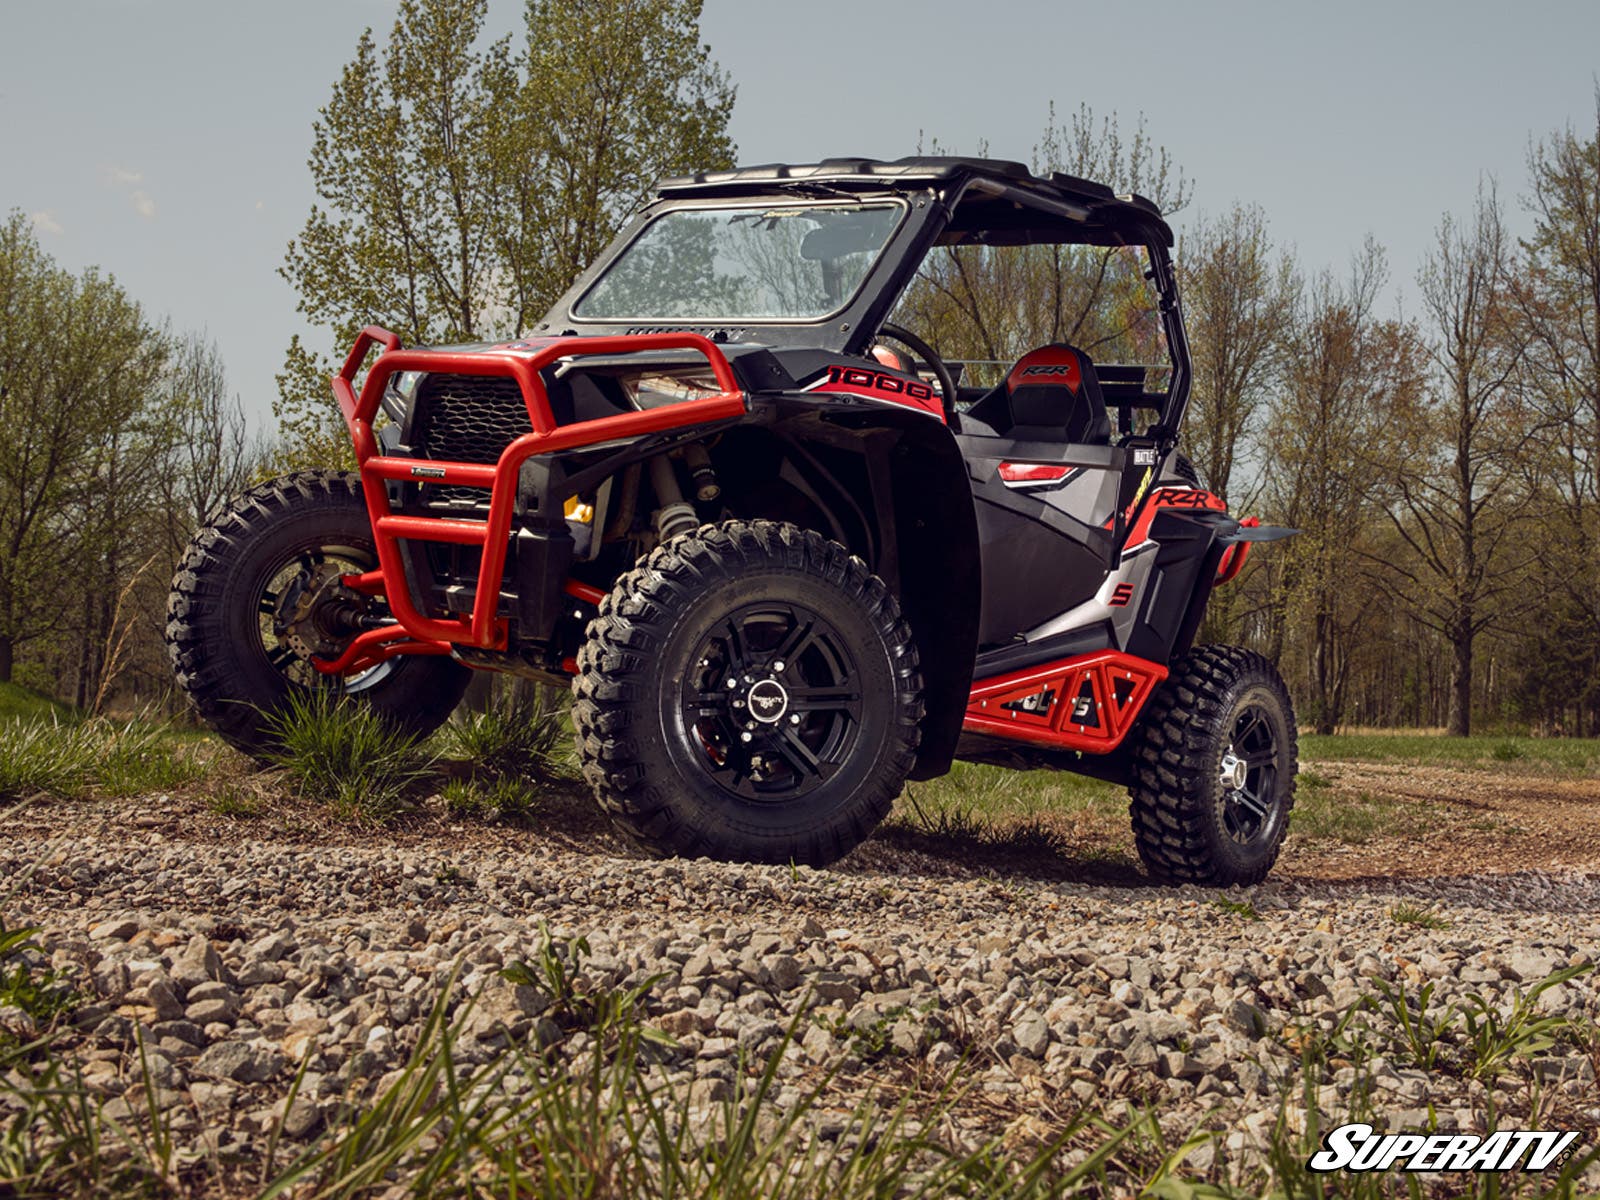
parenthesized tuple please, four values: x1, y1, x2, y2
(412, 374, 532, 504)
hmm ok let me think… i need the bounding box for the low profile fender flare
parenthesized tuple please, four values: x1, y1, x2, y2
(773, 402, 980, 781)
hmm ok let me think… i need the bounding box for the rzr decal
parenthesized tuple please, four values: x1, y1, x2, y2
(1006, 345, 1082, 394)
(1121, 485, 1227, 547)
(801, 365, 943, 417)
(1108, 582, 1135, 607)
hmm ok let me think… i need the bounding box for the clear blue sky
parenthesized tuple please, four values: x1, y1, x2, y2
(3, 0, 1597, 428)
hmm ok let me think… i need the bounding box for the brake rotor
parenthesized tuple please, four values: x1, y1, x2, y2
(272, 561, 369, 662)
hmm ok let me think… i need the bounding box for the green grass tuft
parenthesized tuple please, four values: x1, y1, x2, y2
(1209, 894, 1261, 920)
(1390, 902, 1450, 929)
(266, 690, 435, 822)
(439, 681, 571, 783)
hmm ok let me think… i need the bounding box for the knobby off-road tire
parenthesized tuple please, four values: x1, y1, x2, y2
(572, 520, 923, 866)
(166, 471, 472, 758)
(1126, 645, 1297, 886)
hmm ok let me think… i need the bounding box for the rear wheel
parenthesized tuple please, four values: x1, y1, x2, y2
(572, 520, 922, 866)
(1126, 645, 1297, 885)
(166, 471, 472, 757)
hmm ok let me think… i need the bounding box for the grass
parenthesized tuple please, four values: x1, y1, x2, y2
(1289, 775, 1439, 846)
(265, 690, 436, 822)
(0, 681, 74, 722)
(1301, 732, 1600, 773)
(1390, 903, 1450, 930)
(0, 715, 205, 803)
(438, 680, 571, 783)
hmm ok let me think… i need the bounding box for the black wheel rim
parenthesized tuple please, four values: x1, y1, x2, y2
(255, 542, 393, 692)
(673, 601, 864, 803)
(1218, 703, 1280, 845)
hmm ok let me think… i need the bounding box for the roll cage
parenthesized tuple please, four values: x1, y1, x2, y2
(533, 155, 1193, 453)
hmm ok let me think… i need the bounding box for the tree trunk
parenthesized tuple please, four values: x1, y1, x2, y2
(1446, 629, 1472, 737)
(0, 634, 11, 684)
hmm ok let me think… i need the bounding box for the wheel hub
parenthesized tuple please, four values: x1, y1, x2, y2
(744, 677, 790, 724)
(1219, 746, 1248, 791)
(678, 602, 863, 803)
(273, 561, 368, 661)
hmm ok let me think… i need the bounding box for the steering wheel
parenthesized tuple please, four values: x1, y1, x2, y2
(876, 323, 959, 426)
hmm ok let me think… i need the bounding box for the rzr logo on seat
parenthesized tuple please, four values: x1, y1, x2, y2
(1022, 365, 1076, 378)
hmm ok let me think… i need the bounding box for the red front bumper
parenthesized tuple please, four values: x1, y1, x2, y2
(317, 327, 744, 675)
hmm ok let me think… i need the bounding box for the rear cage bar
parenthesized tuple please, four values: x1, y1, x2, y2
(317, 326, 745, 676)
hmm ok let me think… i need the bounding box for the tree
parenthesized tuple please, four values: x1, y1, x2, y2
(895, 105, 1190, 374)
(276, 0, 735, 467)
(0, 212, 164, 685)
(1513, 93, 1600, 733)
(1374, 186, 1533, 735)
(1177, 205, 1298, 506)
(153, 332, 261, 556)
(1262, 241, 1426, 733)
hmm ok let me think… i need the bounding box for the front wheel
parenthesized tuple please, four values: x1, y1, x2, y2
(166, 471, 473, 757)
(572, 520, 923, 866)
(1126, 645, 1298, 886)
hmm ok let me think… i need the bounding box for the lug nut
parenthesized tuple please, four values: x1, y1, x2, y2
(789, 714, 801, 725)
(773, 660, 785, 672)
(733, 699, 744, 708)
(740, 731, 752, 743)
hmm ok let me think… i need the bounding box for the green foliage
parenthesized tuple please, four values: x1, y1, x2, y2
(0, 715, 208, 803)
(1301, 732, 1600, 772)
(1389, 903, 1449, 929)
(441, 775, 538, 821)
(275, 0, 736, 467)
(0, 917, 76, 1046)
(266, 690, 435, 821)
(0, 682, 73, 722)
(0, 212, 167, 686)
(440, 680, 570, 782)
(0, 718, 98, 801)
(1208, 894, 1261, 921)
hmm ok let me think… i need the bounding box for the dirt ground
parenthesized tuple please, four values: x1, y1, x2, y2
(9, 756, 1597, 890)
(1278, 760, 1600, 880)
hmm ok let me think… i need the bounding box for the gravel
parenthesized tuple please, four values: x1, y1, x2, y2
(4, 805, 1600, 1182)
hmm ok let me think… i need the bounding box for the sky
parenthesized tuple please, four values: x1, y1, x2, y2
(3, 0, 1598, 429)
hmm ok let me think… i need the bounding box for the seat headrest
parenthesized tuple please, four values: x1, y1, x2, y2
(1006, 345, 1084, 395)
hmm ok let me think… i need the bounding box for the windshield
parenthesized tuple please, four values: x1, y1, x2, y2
(574, 202, 904, 322)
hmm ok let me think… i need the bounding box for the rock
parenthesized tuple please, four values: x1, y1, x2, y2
(171, 935, 222, 989)
(1161, 1051, 1204, 1080)
(90, 918, 139, 941)
(926, 1040, 958, 1069)
(1012, 1011, 1050, 1058)
(462, 984, 547, 1043)
(194, 1040, 284, 1084)
(767, 955, 803, 991)
(144, 977, 185, 1023)
(811, 973, 860, 1006)
(93, 960, 131, 1001)
(186, 999, 237, 1026)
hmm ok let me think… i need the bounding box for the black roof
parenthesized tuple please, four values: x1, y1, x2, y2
(655, 156, 1173, 247)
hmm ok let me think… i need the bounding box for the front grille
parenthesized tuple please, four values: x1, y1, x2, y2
(412, 374, 532, 504)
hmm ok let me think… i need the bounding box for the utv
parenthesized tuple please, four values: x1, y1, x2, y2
(169, 157, 1297, 885)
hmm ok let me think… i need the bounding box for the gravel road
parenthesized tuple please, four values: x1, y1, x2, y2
(3, 787, 1599, 1189)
